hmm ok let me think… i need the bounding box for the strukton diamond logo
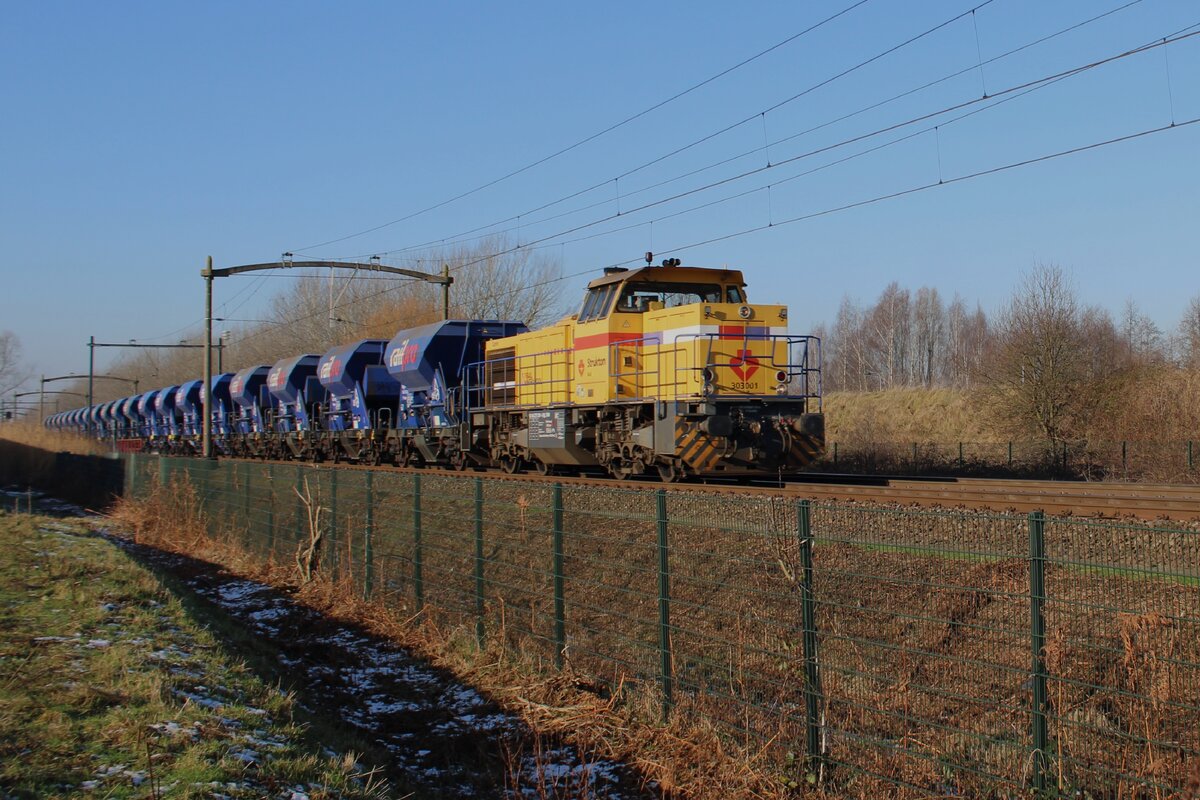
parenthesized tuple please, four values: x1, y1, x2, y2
(729, 350, 759, 381)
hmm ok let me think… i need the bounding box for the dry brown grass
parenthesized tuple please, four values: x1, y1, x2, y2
(109, 476, 796, 800)
(0, 420, 107, 456)
(823, 387, 997, 445)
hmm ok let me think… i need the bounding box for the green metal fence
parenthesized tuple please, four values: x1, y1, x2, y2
(127, 454, 1200, 797)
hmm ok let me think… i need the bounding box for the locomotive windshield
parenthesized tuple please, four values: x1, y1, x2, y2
(615, 282, 743, 312)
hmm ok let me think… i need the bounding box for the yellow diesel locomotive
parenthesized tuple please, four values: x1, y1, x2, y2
(474, 256, 824, 480)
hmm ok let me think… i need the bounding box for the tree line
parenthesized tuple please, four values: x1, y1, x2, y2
(817, 265, 1200, 444)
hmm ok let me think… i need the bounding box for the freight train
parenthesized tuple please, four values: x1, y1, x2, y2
(46, 259, 825, 480)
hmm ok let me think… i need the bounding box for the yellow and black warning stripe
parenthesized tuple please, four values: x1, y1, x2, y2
(674, 419, 724, 473)
(788, 434, 824, 467)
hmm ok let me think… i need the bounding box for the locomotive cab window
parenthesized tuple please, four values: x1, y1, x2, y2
(616, 282, 723, 313)
(578, 285, 617, 323)
(726, 286, 745, 303)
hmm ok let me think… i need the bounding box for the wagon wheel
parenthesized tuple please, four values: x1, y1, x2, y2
(656, 461, 682, 483)
(500, 456, 525, 475)
(533, 458, 555, 477)
(607, 461, 633, 480)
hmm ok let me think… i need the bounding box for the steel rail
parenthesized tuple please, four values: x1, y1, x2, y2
(178, 455, 1200, 521)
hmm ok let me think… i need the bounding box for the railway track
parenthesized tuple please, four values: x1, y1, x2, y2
(776, 475, 1200, 520)
(199, 455, 1200, 521)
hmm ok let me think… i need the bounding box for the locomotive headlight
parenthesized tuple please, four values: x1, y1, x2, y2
(775, 370, 788, 383)
(738, 305, 752, 319)
(776, 383, 788, 395)
(702, 367, 715, 383)
(779, 308, 787, 320)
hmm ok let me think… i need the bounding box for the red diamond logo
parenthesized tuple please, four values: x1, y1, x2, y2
(729, 350, 759, 381)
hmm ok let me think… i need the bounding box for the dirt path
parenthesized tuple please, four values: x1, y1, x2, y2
(112, 534, 658, 799)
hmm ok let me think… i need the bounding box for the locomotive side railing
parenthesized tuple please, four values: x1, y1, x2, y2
(466, 334, 823, 409)
(466, 348, 574, 411)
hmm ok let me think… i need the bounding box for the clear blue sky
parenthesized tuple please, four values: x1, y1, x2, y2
(2, 0, 1197, 390)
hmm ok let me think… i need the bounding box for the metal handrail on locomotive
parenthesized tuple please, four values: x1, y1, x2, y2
(46, 258, 824, 481)
(473, 258, 823, 480)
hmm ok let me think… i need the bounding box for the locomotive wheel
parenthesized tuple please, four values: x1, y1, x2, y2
(607, 462, 633, 480)
(656, 462, 681, 483)
(533, 459, 555, 477)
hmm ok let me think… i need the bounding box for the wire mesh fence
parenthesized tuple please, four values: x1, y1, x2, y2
(126, 454, 1200, 797)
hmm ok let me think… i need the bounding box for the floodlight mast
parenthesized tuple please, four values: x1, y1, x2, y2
(200, 257, 454, 459)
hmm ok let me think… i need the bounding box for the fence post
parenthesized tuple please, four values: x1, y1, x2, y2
(958, 441, 964, 468)
(552, 482, 566, 670)
(1008, 442, 1013, 469)
(1121, 440, 1127, 477)
(798, 499, 824, 768)
(328, 469, 339, 579)
(224, 460, 234, 520)
(264, 465, 275, 557)
(1189, 440, 1195, 473)
(241, 462, 251, 542)
(832, 442, 838, 468)
(656, 489, 673, 718)
(1028, 510, 1049, 793)
(363, 471, 374, 600)
(294, 466, 305, 547)
(413, 474, 423, 610)
(474, 477, 485, 648)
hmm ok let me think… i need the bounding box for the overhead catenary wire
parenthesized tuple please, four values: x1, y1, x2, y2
(382, 26, 1200, 283)
(331, 0, 1143, 263)
(114, 7, 1191, 365)
(126, 14, 1197, 361)
(290, 0, 875, 253)
(226, 108, 1200, 356)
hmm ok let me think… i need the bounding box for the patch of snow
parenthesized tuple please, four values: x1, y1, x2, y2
(213, 580, 271, 605)
(248, 606, 289, 622)
(173, 689, 224, 710)
(228, 747, 260, 763)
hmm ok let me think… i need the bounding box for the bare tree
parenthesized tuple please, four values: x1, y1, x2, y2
(912, 287, 945, 387)
(1178, 296, 1200, 368)
(946, 296, 988, 388)
(0, 331, 25, 396)
(425, 235, 565, 327)
(1120, 298, 1165, 366)
(866, 283, 911, 388)
(826, 296, 867, 391)
(979, 265, 1090, 442)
